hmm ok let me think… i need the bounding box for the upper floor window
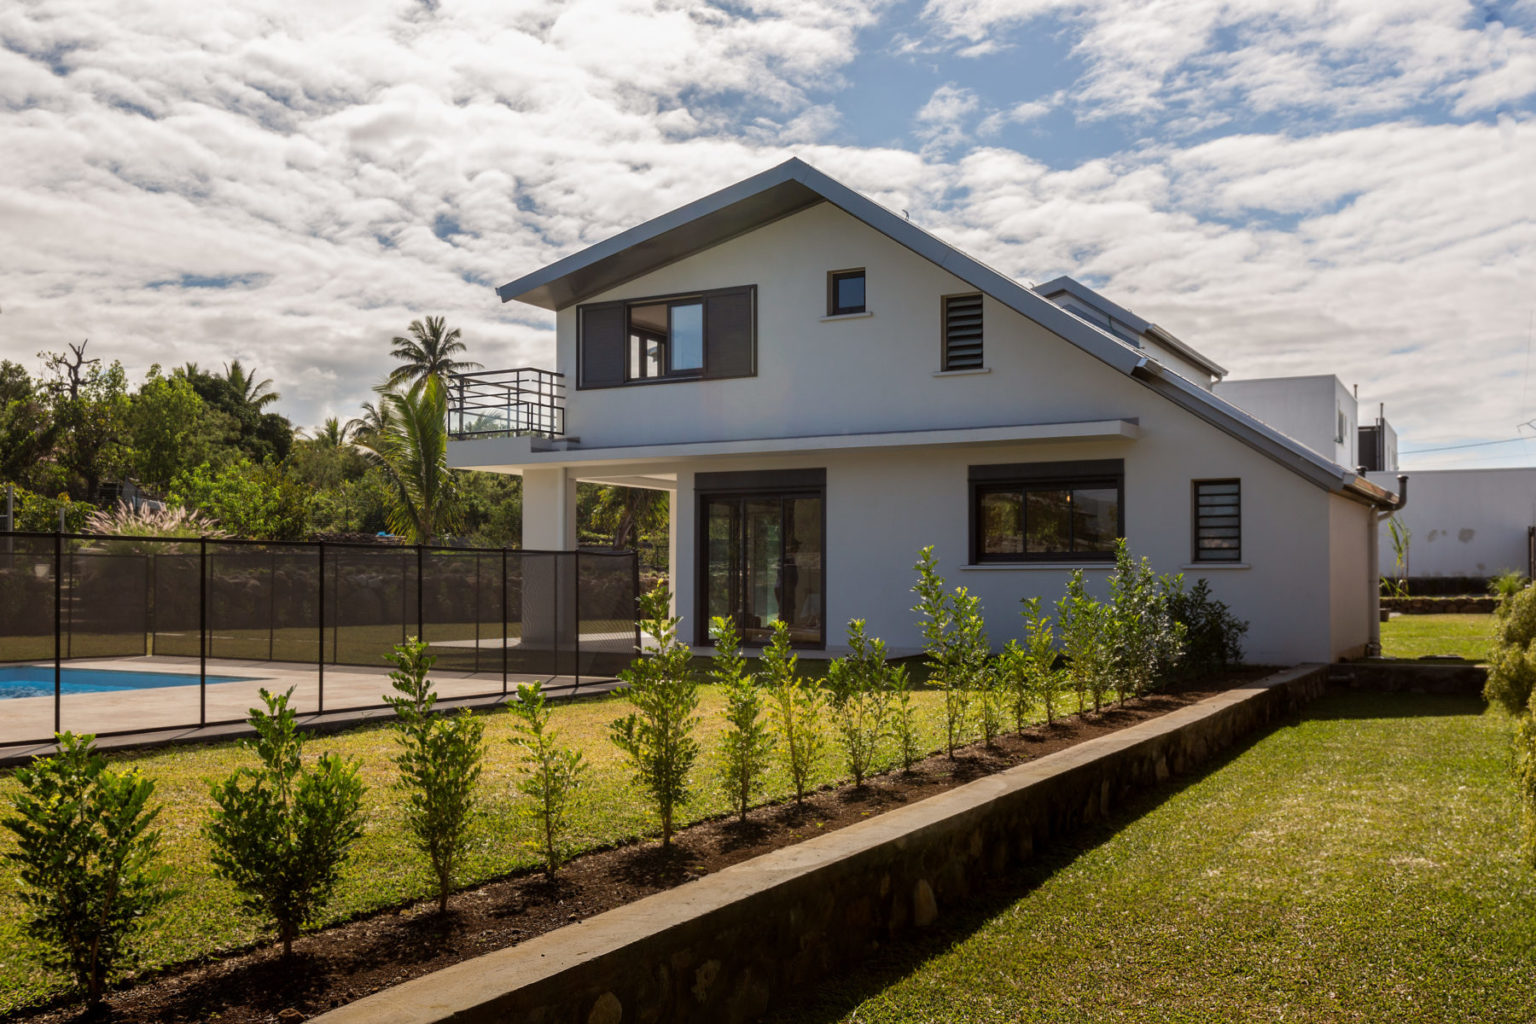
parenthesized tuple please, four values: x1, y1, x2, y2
(627, 300, 703, 380)
(943, 293, 984, 370)
(828, 269, 866, 315)
(578, 285, 755, 389)
(969, 459, 1123, 563)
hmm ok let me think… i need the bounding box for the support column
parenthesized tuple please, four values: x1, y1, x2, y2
(671, 470, 694, 643)
(522, 467, 578, 551)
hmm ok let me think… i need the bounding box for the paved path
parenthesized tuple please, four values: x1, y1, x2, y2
(0, 656, 621, 766)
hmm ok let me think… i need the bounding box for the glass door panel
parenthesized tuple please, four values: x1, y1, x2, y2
(742, 499, 782, 644)
(704, 499, 738, 624)
(782, 497, 822, 644)
(699, 491, 823, 647)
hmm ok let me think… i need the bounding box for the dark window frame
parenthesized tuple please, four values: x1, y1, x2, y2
(967, 459, 1125, 564)
(827, 268, 866, 316)
(942, 291, 984, 371)
(625, 298, 704, 382)
(694, 468, 827, 650)
(576, 285, 756, 390)
(1192, 478, 1242, 563)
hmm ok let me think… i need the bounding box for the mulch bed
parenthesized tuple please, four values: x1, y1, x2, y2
(17, 670, 1271, 1024)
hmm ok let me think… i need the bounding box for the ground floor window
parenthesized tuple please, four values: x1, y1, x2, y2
(969, 459, 1124, 563)
(697, 469, 824, 647)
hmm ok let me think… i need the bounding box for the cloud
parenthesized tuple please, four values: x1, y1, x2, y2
(913, 82, 981, 153)
(917, 0, 1536, 126)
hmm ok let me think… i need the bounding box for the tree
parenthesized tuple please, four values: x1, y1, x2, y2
(223, 359, 281, 413)
(206, 688, 366, 956)
(509, 681, 587, 876)
(387, 316, 481, 388)
(2, 734, 172, 1008)
(41, 351, 130, 503)
(610, 584, 700, 847)
(169, 460, 312, 540)
(0, 360, 54, 486)
(762, 618, 826, 804)
(128, 367, 207, 492)
(384, 640, 486, 913)
(824, 619, 893, 787)
(357, 377, 459, 544)
(712, 615, 773, 821)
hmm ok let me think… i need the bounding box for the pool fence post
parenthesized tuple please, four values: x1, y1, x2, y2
(572, 552, 581, 695)
(317, 540, 325, 715)
(53, 530, 61, 736)
(199, 536, 207, 727)
(501, 546, 508, 698)
(416, 542, 424, 643)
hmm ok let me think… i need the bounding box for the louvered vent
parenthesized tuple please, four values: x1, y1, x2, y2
(1194, 480, 1241, 561)
(943, 293, 984, 371)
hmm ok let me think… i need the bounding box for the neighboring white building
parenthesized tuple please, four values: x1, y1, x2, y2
(450, 159, 1400, 664)
(1367, 467, 1536, 580)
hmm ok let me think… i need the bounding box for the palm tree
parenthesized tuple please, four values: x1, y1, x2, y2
(309, 416, 354, 448)
(345, 400, 393, 448)
(387, 316, 481, 388)
(224, 360, 281, 411)
(357, 377, 459, 544)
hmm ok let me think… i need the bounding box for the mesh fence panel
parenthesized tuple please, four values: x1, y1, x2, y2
(151, 548, 201, 658)
(328, 545, 416, 669)
(421, 548, 502, 674)
(63, 538, 149, 660)
(577, 550, 639, 679)
(205, 543, 321, 664)
(0, 535, 55, 663)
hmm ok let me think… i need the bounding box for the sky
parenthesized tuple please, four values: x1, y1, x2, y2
(1, 0, 1533, 468)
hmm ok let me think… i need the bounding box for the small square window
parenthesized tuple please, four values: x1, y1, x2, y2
(828, 270, 866, 316)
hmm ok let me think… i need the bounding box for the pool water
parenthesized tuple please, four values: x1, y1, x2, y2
(0, 666, 258, 699)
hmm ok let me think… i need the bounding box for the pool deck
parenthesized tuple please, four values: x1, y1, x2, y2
(0, 656, 622, 767)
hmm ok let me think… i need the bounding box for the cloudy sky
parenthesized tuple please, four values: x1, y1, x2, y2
(1, 0, 1533, 467)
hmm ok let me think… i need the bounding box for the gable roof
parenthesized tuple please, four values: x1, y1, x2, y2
(494, 157, 1393, 508)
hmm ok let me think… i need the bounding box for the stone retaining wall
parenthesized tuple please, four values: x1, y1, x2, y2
(1382, 596, 1498, 614)
(316, 666, 1326, 1024)
(1329, 660, 1487, 695)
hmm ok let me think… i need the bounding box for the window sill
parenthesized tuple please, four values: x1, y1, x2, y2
(1181, 562, 1251, 571)
(820, 310, 873, 322)
(959, 562, 1114, 571)
(934, 367, 991, 377)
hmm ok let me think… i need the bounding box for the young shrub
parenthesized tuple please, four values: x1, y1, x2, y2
(825, 619, 894, 786)
(1058, 570, 1111, 714)
(888, 660, 923, 773)
(912, 546, 990, 757)
(1486, 585, 1536, 715)
(384, 638, 486, 913)
(1490, 570, 1529, 616)
(207, 688, 366, 956)
(2, 733, 172, 1008)
(509, 681, 586, 877)
(762, 618, 827, 803)
(610, 583, 700, 847)
(1162, 576, 1248, 681)
(1018, 595, 1064, 727)
(1107, 541, 1185, 701)
(712, 615, 774, 822)
(976, 653, 1008, 748)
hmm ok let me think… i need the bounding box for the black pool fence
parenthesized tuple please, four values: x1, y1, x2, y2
(0, 531, 640, 743)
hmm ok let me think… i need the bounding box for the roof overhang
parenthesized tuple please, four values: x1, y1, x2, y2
(448, 418, 1141, 474)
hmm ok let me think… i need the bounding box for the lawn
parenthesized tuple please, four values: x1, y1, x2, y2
(777, 691, 1535, 1024)
(1379, 612, 1493, 661)
(0, 682, 955, 1015)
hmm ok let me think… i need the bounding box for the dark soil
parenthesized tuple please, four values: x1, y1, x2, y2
(14, 670, 1271, 1024)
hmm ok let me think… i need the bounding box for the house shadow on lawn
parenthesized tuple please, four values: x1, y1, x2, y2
(763, 688, 1477, 1024)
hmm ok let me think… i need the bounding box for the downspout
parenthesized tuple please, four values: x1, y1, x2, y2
(1368, 473, 1409, 657)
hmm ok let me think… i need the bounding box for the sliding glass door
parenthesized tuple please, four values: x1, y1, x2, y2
(700, 490, 823, 646)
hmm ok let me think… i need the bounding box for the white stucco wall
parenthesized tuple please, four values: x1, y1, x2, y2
(1214, 375, 1357, 470)
(1367, 467, 1536, 578)
(470, 200, 1378, 666)
(1328, 493, 1374, 660)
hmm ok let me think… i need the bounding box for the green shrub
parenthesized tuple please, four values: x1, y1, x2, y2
(1059, 570, 1112, 713)
(711, 615, 773, 821)
(1517, 714, 1536, 867)
(384, 639, 486, 912)
(5, 484, 98, 533)
(825, 619, 894, 786)
(206, 688, 366, 956)
(1108, 541, 1185, 700)
(762, 618, 827, 803)
(509, 680, 586, 877)
(888, 659, 922, 773)
(2, 733, 172, 1008)
(1017, 595, 1064, 726)
(913, 546, 989, 757)
(1491, 570, 1529, 615)
(1162, 576, 1247, 680)
(1486, 586, 1536, 715)
(169, 459, 312, 540)
(610, 584, 700, 847)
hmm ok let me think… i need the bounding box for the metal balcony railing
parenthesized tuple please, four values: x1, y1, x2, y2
(447, 368, 565, 440)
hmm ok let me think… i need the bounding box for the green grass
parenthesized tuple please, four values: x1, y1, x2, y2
(0, 683, 955, 1014)
(1379, 612, 1493, 661)
(778, 692, 1535, 1024)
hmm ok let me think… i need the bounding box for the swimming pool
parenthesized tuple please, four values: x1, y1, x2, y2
(0, 666, 259, 699)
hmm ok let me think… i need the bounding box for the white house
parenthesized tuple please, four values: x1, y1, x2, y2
(450, 158, 1401, 665)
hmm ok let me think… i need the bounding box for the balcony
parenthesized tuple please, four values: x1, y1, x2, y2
(447, 368, 565, 440)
